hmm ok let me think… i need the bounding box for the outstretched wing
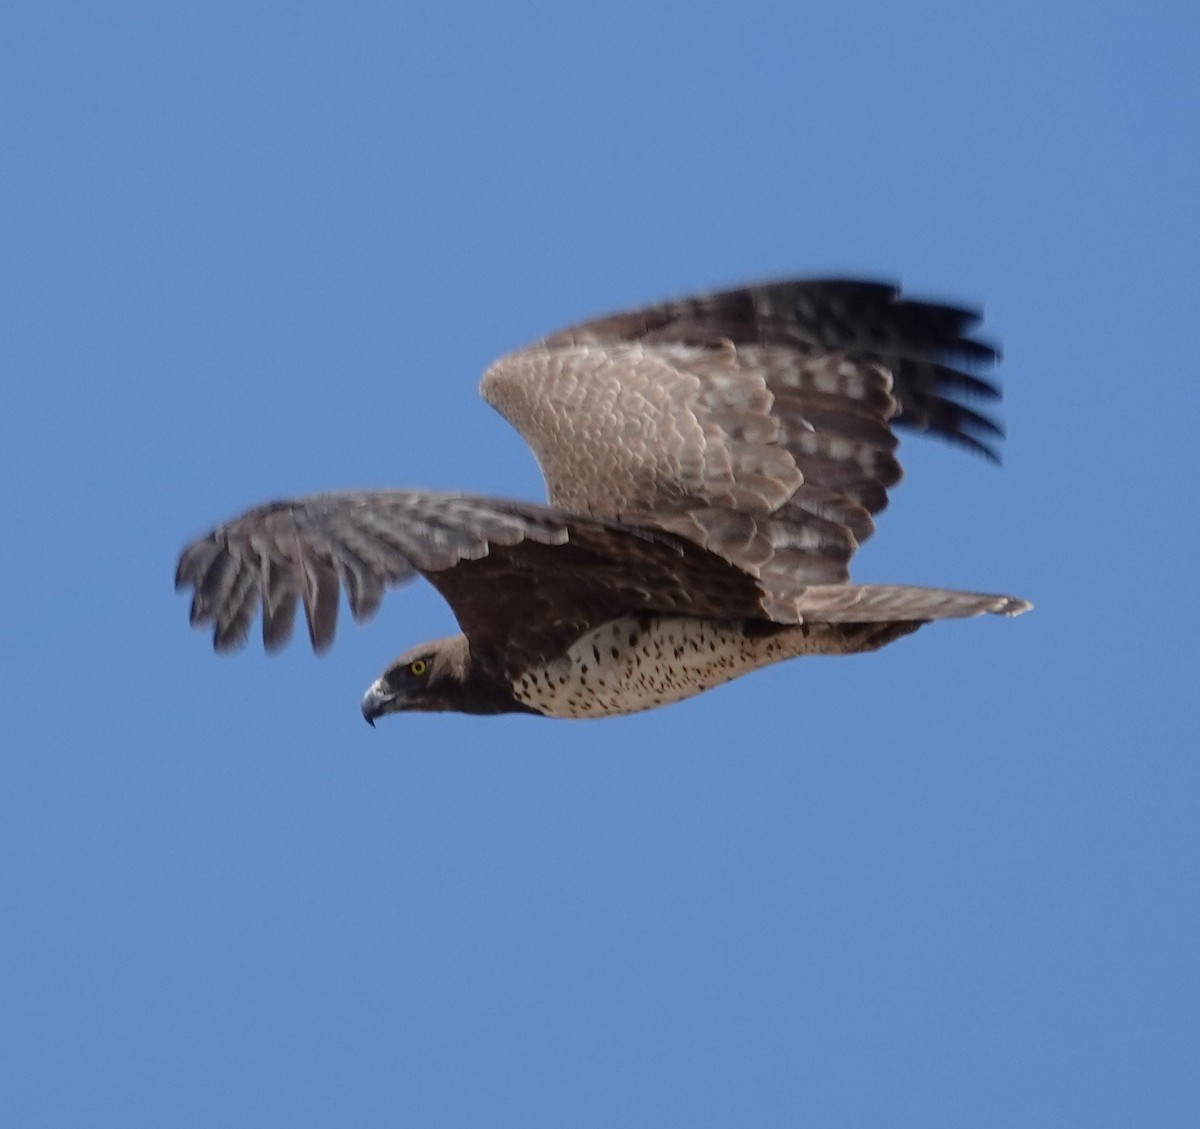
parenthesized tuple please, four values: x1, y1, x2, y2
(175, 490, 767, 675)
(481, 279, 1002, 618)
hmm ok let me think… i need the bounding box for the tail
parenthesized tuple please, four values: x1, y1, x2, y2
(788, 583, 1031, 623)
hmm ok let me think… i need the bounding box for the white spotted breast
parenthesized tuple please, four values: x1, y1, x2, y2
(509, 614, 832, 719)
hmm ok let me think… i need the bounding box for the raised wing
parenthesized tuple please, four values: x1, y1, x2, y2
(481, 279, 1002, 612)
(175, 490, 767, 671)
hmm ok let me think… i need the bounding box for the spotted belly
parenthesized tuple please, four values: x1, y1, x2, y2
(508, 614, 835, 719)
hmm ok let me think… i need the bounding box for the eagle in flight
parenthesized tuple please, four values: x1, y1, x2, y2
(176, 279, 1030, 722)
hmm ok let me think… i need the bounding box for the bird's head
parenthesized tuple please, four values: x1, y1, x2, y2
(361, 634, 530, 722)
(360, 635, 472, 722)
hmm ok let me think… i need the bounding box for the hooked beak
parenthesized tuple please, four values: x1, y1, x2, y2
(360, 678, 398, 727)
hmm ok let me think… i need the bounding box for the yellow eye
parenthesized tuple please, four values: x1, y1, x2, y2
(409, 659, 428, 677)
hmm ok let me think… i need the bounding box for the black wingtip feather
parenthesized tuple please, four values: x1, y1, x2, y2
(300, 558, 340, 654)
(262, 591, 298, 652)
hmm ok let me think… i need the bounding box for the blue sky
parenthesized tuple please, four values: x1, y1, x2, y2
(3, 1, 1198, 1125)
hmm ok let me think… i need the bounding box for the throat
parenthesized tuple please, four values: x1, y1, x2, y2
(453, 663, 541, 715)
